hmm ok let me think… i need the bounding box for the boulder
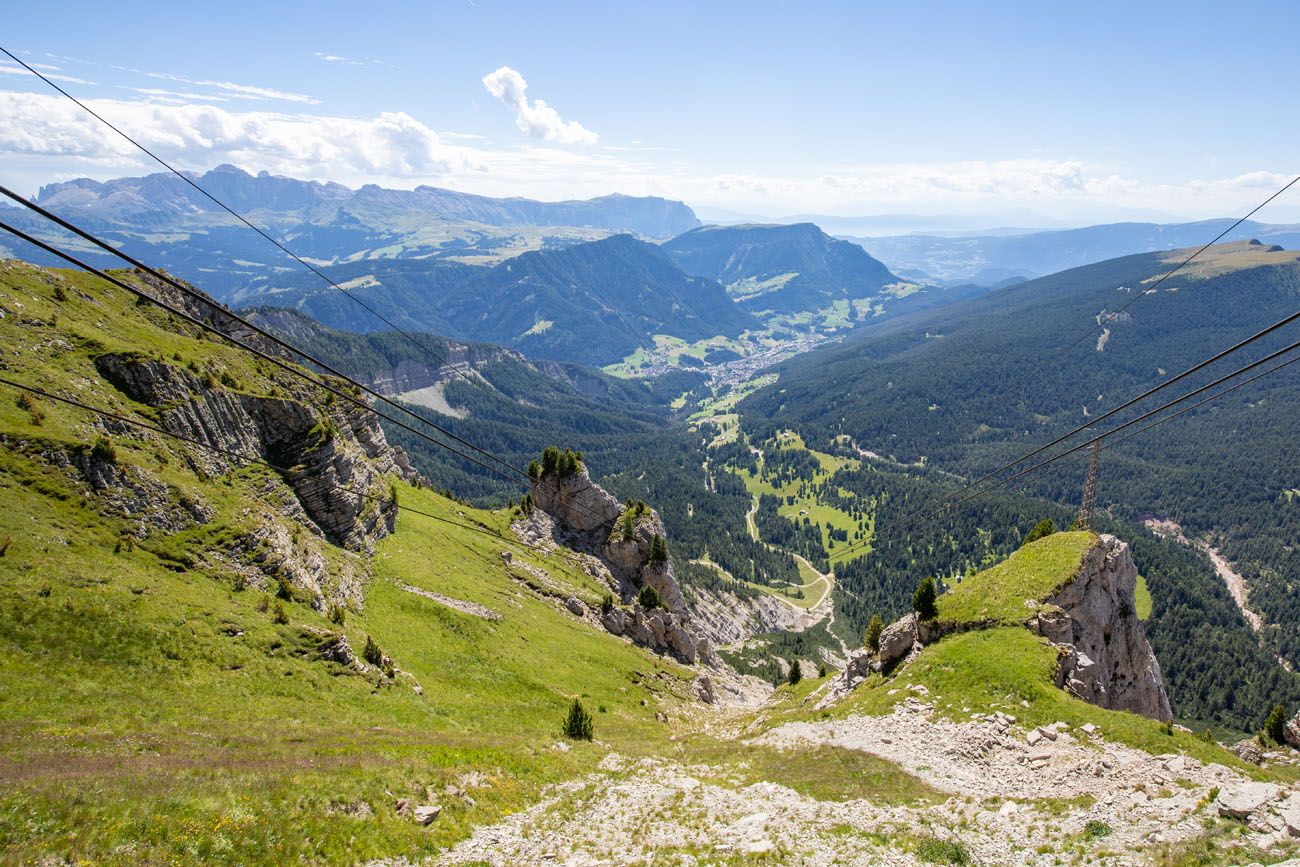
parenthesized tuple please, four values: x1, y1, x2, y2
(1232, 739, 1264, 765)
(1283, 796, 1300, 838)
(1285, 711, 1300, 750)
(564, 596, 585, 617)
(877, 613, 919, 669)
(695, 674, 716, 704)
(412, 804, 441, 825)
(1214, 782, 1282, 819)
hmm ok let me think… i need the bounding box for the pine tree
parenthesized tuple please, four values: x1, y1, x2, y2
(637, 584, 663, 610)
(1024, 518, 1056, 545)
(563, 698, 594, 740)
(787, 660, 802, 686)
(913, 576, 938, 621)
(1264, 703, 1288, 744)
(649, 533, 669, 564)
(864, 614, 884, 652)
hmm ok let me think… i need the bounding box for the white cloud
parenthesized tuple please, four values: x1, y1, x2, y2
(0, 91, 464, 181)
(0, 87, 1292, 224)
(481, 66, 597, 145)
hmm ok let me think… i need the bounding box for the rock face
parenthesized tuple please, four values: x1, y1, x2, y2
(527, 465, 714, 665)
(1286, 711, 1300, 750)
(95, 351, 417, 552)
(1034, 535, 1173, 722)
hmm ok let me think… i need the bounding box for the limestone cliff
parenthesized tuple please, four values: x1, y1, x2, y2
(523, 463, 715, 665)
(94, 351, 418, 552)
(1034, 534, 1172, 721)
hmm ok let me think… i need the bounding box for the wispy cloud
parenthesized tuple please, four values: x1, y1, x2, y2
(481, 66, 597, 145)
(107, 65, 319, 104)
(141, 71, 319, 104)
(312, 52, 394, 69)
(0, 62, 95, 86)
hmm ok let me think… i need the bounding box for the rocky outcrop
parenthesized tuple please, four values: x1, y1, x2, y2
(524, 464, 715, 665)
(688, 587, 809, 646)
(95, 351, 417, 552)
(1034, 535, 1172, 721)
(822, 535, 1173, 722)
(1286, 711, 1300, 750)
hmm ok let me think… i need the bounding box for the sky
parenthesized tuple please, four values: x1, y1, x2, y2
(3, 0, 1300, 227)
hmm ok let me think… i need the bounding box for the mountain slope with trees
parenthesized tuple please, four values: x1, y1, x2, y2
(235, 234, 758, 365)
(662, 222, 902, 313)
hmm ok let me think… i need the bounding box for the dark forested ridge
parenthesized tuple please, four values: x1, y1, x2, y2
(235, 234, 757, 365)
(662, 222, 901, 313)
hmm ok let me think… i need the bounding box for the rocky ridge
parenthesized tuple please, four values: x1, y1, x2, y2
(519, 462, 716, 665)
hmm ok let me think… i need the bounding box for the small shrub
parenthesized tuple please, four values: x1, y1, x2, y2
(276, 579, 293, 601)
(637, 584, 663, 610)
(526, 460, 542, 481)
(914, 835, 968, 865)
(563, 698, 594, 741)
(913, 576, 938, 621)
(53, 284, 67, 302)
(818, 662, 828, 678)
(1023, 518, 1056, 546)
(37, 584, 51, 598)
(1161, 718, 1174, 736)
(600, 593, 615, 615)
(1263, 703, 1288, 744)
(16, 393, 34, 412)
(381, 659, 395, 679)
(1197, 728, 1216, 744)
(272, 601, 289, 624)
(329, 604, 346, 625)
(620, 510, 635, 541)
(864, 613, 884, 652)
(388, 481, 399, 507)
(219, 371, 239, 389)
(1083, 819, 1111, 840)
(787, 661, 802, 686)
(362, 634, 383, 667)
(232, 574, 247, 592)
(257, 595, 269, 613)
(91, 435, 117, 464)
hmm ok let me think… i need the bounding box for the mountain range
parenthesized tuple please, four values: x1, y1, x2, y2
(1, 165, 701, 298)
(854, 218, 1300, 285)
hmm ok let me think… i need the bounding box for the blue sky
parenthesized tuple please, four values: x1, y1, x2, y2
(3, 0, 1299, 225)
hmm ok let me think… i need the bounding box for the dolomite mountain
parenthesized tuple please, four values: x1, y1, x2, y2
(830, 534, 1173, 721)
(523, 464, 717, 665)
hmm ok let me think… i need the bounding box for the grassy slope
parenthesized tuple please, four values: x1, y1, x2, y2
(937, 530, 1095, 626)
(0, 262, 695, 863)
